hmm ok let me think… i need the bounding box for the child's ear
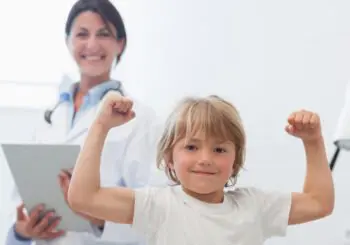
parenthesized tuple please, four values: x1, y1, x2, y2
(164, 152, 174, 169)
(167, 162, 175, 170)
(231, 163, 236, 176)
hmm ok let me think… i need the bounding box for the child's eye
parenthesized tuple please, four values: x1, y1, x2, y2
(214, 147, 226, 153)
(185, 145, 197, 151)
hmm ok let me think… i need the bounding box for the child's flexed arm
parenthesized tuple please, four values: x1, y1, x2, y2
(286, 110, 334, 225)
(68, 91, 137, 224)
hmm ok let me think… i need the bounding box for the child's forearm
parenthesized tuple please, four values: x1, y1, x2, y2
(68, 122, 109, 213)
(302, 137, 334, 213)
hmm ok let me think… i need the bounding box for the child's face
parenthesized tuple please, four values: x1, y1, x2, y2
(170, 134, 236, 195)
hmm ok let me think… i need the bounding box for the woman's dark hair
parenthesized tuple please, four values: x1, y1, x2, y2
(65, 0, 127, 61)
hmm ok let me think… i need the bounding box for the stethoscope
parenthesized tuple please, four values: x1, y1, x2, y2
(44, 81, 123, 125)
(44, 92, 70, 124)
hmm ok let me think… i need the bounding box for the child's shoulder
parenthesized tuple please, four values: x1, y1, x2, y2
(136, 185, 181, 198)
(224, 186, 270, 201)
(225, 186, 263, 194)
(224, 186, 290, 204)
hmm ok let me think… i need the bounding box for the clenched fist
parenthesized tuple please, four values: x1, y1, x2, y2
(96, 91, 135, 130)
(285, 110, 322, 143)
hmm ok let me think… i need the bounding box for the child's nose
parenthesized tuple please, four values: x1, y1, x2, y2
(198, 150, 214, 165)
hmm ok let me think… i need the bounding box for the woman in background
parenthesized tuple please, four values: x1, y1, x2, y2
(5, 0, 166, 245)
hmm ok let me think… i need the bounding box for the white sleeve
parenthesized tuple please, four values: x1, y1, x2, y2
(1, 147, 25, 245)
(132, 187, 168, 238)
(249, 187, 292, 238)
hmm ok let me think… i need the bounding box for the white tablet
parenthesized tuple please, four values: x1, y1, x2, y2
(1, 143, 94, 233)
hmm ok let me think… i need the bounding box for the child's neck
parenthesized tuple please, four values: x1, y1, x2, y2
(182, 187, 224, 203)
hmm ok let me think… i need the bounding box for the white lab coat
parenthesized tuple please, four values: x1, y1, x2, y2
(4, 87, 168, 245)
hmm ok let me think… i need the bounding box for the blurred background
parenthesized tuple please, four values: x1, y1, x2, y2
(1, 0, 350, 244)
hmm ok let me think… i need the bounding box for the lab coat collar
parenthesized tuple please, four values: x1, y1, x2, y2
(64, 81, 128, 143)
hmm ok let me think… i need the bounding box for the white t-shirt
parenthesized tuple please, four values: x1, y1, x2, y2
(132, 185, 291, 245)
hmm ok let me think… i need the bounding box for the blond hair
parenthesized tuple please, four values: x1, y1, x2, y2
(156, 95, 246, 185)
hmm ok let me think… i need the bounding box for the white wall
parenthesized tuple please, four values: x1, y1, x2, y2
(1, 0, 350, 244)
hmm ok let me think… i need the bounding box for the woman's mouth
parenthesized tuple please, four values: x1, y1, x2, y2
(81, 55, 106, 61)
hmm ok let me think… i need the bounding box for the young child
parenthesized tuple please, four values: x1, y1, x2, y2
(68, 92, 334, 245)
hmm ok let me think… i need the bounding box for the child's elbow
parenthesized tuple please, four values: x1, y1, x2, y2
(318, 198, 334, 218)
(67, 188, 86, 212)
(323, 201, 334, 217)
